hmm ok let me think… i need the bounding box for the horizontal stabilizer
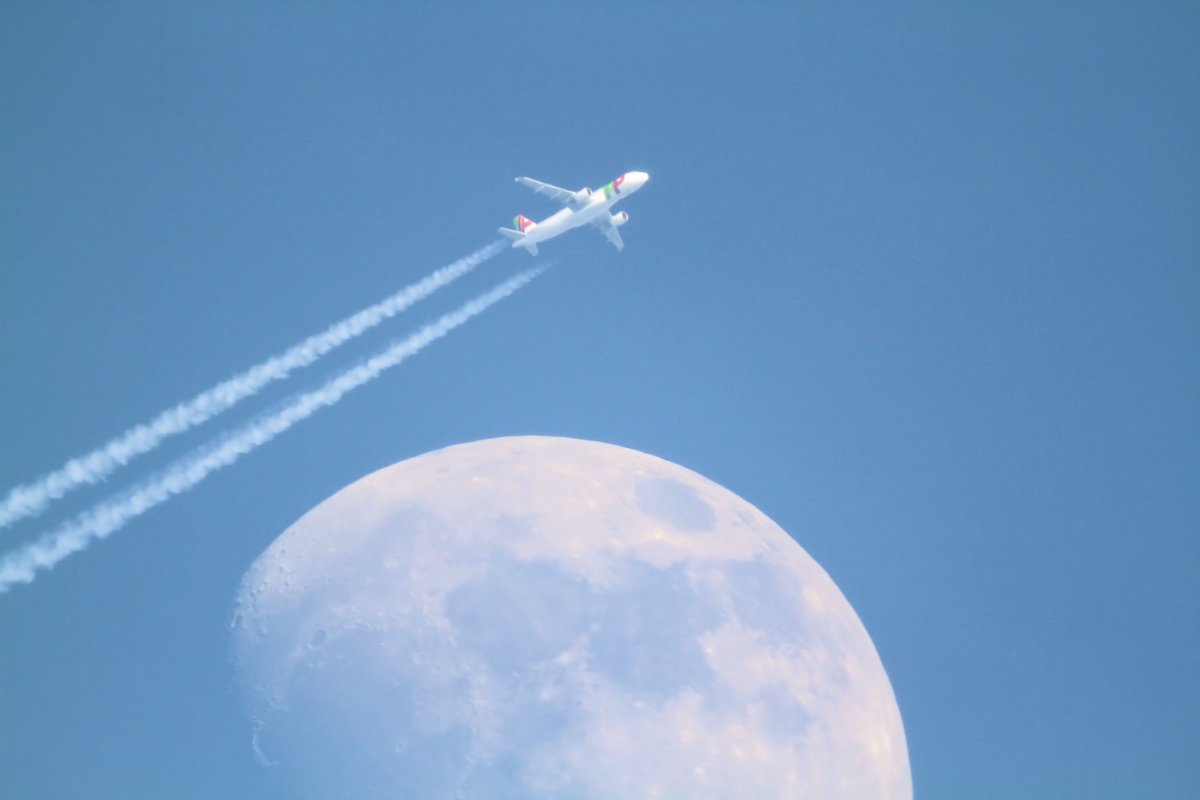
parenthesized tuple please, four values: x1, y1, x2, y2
(497, 226, 539, 256)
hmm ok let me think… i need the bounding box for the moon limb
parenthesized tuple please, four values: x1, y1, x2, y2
(232, 436, 911, 799)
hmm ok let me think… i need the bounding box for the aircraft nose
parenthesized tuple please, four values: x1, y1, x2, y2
(627, 171, 650, 190)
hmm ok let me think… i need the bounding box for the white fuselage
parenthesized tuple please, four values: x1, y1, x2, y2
(523, 198, 604, 245)
(522, 171, 649, 247)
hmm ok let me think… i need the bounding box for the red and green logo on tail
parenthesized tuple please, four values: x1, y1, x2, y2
(515, 214, 536, 233)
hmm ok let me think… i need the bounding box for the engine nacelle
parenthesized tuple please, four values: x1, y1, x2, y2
(573, 188, 591, 204)
(611, 211, 630, 227)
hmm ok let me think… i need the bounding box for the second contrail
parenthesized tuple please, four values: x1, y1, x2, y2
(0, 240, 506, 530)
(0, 266, 545, 593)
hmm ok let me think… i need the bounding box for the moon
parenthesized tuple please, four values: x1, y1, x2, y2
(231, 436, 911, 799)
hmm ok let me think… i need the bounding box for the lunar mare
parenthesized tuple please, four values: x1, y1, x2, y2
(232, 436, 911, 799)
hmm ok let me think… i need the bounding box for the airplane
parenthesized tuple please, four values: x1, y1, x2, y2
(498, 171, 650, 255)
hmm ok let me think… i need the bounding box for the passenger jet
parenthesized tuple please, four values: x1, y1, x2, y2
(498, 171, 650, 255)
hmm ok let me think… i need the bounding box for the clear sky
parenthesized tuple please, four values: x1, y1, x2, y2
(1, 2, 1197, 798)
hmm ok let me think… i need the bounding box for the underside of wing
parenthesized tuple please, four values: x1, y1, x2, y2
(590, 215, 625, 252)
(516, 177, 580, 206)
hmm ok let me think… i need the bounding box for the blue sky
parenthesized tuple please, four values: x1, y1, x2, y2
(2, 2, 1197, 798)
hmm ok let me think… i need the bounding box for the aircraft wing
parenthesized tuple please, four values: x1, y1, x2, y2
(516, 177, 579, 205)
(590, 215, 625, 252)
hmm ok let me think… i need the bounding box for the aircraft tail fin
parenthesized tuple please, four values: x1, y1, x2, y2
(514, 214, 536, 233)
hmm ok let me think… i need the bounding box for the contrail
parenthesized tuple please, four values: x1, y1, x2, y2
(0, 267, 545, 593)
(0, 240, 506, 530)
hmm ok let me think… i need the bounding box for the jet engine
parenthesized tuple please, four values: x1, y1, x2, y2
(611, 211, 630, 227)
(573, 188, 591, 204)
